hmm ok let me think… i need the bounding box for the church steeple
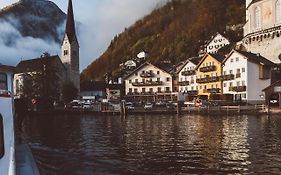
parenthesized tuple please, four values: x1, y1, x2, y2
(61, 0, 80, 92)
(65, 0, 78, 45)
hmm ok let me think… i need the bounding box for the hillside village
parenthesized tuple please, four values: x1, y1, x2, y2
(81, 0, 281, 109)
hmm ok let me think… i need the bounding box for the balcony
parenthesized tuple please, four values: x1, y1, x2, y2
(196, 76, 220, 84)
(208, 76, 220, 83)
(132, 81, 163, 87)
(196, 78, 209, 83)
(220, 74, 235, 81)
(207, 88, 221, 93)
(229, 86, 246, 92)
(182, 70, 196, 76)
(186, 90, 198, 96)
(178, 81, 190, 86)
(199, 65, 216, 72)
(236, 73, 241, 78)
(140, 71, 154, 78)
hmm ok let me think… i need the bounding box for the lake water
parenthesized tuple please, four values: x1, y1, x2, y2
(18, 114, 281, 175)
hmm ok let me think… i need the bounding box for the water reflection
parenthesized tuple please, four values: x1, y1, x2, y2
(18, 114, 281, 174)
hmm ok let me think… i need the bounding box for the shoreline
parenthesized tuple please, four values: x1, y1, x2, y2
(26, 107, 281, 116)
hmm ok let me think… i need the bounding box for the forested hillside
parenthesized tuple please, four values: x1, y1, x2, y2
(82, 0, 245, 80)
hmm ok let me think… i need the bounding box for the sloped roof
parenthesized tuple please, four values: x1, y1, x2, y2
(196, 53, 224, 70)
(124, 62, 171, 80)
(15, 55, 64, 74)
(247, 0, 262, 9)
(0, 65, 15, 72)
(206, 32, 230, 46)
(263, 80, 281, 91)
(65, 0, 78, 44)
(176, 57, 201, 74)
(230, 50, 276, 67)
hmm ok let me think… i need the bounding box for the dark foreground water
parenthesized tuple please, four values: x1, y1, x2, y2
(18, 114, 281, 175)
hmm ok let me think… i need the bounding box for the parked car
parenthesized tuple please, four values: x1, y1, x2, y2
(65, 101, 83, 110)
(125, 102, 135, 110)
(155, 101, 166, 107)
(82, 102, 93, 110)
(144, 102, 153, 110)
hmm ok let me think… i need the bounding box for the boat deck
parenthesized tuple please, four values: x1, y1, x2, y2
(16, 144, 40, 175)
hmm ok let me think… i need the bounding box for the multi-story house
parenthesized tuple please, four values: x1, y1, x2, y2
(206, 32, 230, 54)
(222, 50, 276, 104)
(196, 53, 224, 100)
(177, 58, 200, 100)
(124, 62, 174, 102)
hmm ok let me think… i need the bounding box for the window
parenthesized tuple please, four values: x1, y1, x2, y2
(149, 88, 153, 93)
(229, 82, 233, 87)
(135, 72, 138, 76)
(223, 71, 227, 75)
(276, 0, 281, 23)
(237, 81, 240, 86)
(142, 79, 145, 83)
(242, 68, 245, 73)
(231, 58, 234, 63)
(0, 73, 7, 90)
(165, 87, 170, 92)
(0, 114, 3, 158)
(254, 6, 261, 29)
(236, 57, 239, 62)
(224, 83, 227, 87)
(134, 88, 137, 93)
(157, 71, 160, 75)
(63, 50, 68, 56)
(142, 88, 145, 93)
(158, 87, 162, 92)
(135, 79, 138, 83)
(157, 78, 160, 82)
(166, 77, 170, 82)
(242, 81, 246, 86)
(129, 80, 132, 84)
(242, 93, 247, 99)
(229, 70, 233, 74)
(237, 69, 241, 74)
(129, 88, 132, 93)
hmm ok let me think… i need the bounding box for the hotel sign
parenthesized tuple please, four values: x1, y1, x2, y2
(274, 86, 281, 93)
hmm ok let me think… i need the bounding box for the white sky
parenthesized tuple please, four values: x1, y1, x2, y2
(0, 0, 166, 70)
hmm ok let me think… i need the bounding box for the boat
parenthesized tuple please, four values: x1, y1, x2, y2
(0, 65, 39, 175)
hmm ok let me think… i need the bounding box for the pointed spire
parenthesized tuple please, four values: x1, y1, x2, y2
(65, 0, 78, 44)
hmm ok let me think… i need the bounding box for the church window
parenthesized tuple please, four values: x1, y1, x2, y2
(276, 0, 281, 24)
(64, 50, 68, 56)
(254, 6, 261, 29)
(0, 73, 7, 90)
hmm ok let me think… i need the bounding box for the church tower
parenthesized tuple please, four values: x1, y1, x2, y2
(61, 0, 80, 91)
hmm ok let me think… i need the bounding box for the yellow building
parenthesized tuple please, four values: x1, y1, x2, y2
(195, 53, 224, 100)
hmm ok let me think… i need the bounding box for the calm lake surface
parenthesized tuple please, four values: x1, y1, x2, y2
(19, 114, 281, 175)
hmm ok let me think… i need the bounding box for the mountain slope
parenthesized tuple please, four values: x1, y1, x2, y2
(82, 0, 245, 81)
(0, 0, 66, 43)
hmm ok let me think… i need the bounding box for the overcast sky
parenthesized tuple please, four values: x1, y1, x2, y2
(0, 0, 166, 70)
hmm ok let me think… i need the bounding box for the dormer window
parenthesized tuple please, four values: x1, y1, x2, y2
(0, 73, 7, 90)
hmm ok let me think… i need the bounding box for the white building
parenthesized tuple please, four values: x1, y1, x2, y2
(222, 49, 276, 104)
(177, 59, 199, 97)
(243, 0, 281, 64)
(124, 62, 174, 102)
(206, 33, 230, 54)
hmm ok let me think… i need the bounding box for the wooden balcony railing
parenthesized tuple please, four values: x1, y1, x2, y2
(140, 72, 154, 78)
(229, 86, 246, 92)
(197, 76, 221, 84)
(199, 65, 216, 72)
(182, 70, 196, 76)
(207, 88, 221, 93)
(132, 81, 163, 87)
(220, 74, 235, 81)
(178, 81, 190, 86)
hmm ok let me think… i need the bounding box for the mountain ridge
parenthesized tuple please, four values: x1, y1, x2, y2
(81, 0, 245, 81)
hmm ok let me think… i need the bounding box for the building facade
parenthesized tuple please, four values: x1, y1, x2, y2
(61, 0, 80, 91)
(243, 0, 281, 64)
(206, 33, 230, 54)
(196, 53, 224, 99)
(178, 59, 199, 99)
(223, 50, 275, 104)
(124, 62, 174, 102)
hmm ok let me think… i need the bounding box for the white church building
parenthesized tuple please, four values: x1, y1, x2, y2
(243, 0, 281, 64)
